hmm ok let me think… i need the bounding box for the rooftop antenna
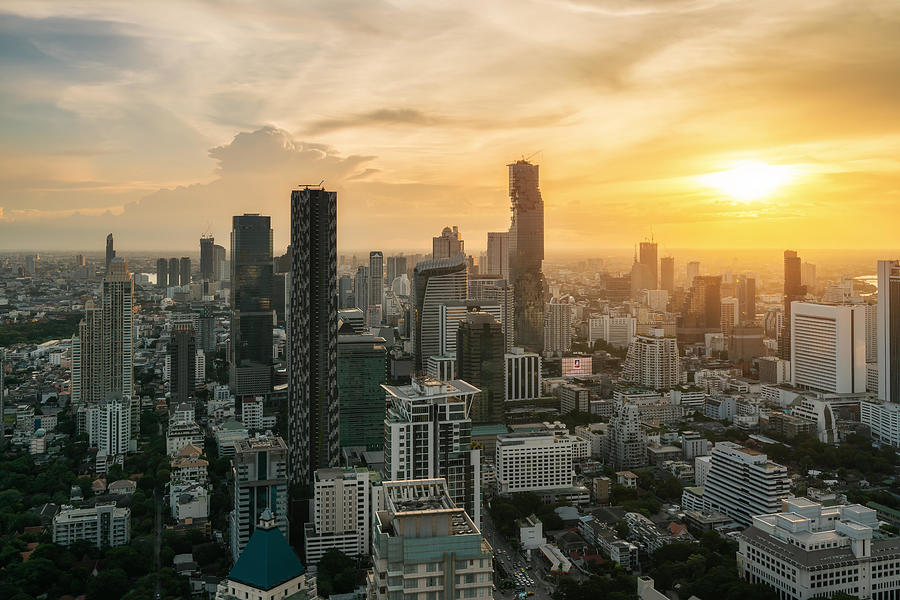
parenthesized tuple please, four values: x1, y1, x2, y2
(297, 180, 326, 189)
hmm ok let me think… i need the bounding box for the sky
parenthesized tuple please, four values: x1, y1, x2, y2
(1, 0, 899, 256)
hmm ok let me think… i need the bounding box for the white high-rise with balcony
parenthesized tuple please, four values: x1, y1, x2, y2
(622, 329, 679, 390)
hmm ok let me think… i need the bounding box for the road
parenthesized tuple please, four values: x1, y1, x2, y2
(482, 507, 562, 600)
(154, 487, 162, 599)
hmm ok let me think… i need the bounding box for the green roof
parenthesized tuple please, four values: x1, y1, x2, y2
(228, 523, 305, 591)
(472, 423, 508, 436)
(868, 502, 900, 519)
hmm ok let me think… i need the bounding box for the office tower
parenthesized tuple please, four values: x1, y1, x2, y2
(105, 233, 115, 271)
(438, 301, 502, 356)
(472, 278, 515, 351)
(338, 308, 367, 334)
(370, 479, 492, 600)
(156, 258, 168, 289)
(878, 260, 900, 402)
(76, 254, 86, 267)
(678, 275, 721, 343)
(304, 468, 380, 564)
(213, 244, 227, 281)
(779, 250, 807, 360)
(288, 188, 339, 487)
(735, 274, 756, 325)
(337, 332, 387, 450)
(179, 256, 191, 286)
(604, 403, 646, 469)
(456, 312, 505, 423)
(487, 231, 509, 277)
(368, 251, 384, 320)
(496, 430, 576, 494)
(720, 297, 738, 340)
(432, 226, 464, 259)
(411, 254, 468, 371)
(354, 266, 369, 312)
(660, 256, 675, 293)
(200, 235, 215, 280)
(338, 274, 353, 309)
(168, 257, 179, 287)
(685, 261, 700, 287)
(681, 442, 790, 526)
(87, 394, 132, 456)
(102, 258, 134, 400)
(543, 297, 572, 355)
(507, 160, 546, 353)
(196, 309, 215, 354)
(622, 329, 679, 389)
(504, 347, 542, 401)
(230, 214, 274, 396)
(790, 302, 866, 394)
(588, 315, 636, 349)
(382, 379, 482, 525)
(639, 239, 658, 290)
(53, 504, 130, 549)
(801, 261, 817, 289)
(272, 272, 288, 327)
(230, 435, 289, 561)
(386, 255, 407, 287)
(169, 322, 197, 403)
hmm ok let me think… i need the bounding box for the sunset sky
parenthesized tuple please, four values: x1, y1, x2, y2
(1, 0, 898, 255)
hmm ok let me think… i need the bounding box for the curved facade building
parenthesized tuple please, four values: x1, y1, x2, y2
(411, 254, 468, 372)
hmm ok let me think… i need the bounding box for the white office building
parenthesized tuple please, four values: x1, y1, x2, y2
(304, 467, 382, 564)
(496, 431, 576, 494)
(737, 498, 899, 600)
(504, 347, 542, 401)
(589, 315, 636, 349)
(681, 441, 791, 526)
(52, 503, 131, 548)
(622, 329, 679, 390)
(791, 302, 866, 394)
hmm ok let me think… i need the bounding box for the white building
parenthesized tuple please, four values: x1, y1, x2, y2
(861, 401, 900, 448)
(170, 482, 209, 522)
(589, 315, 636, 349)
(878, 260, 900, 402)
(791, 302, 866, 394)
(622, 329, 679, 390)
(240, 396, 264, 430)
(52, 503, 131, 548)
(681, 441, 791, 526)
(737, 498, 898, 600)
(505, 347, 542, 401)
(604, 403, 646, 470)
(167, 421, 204, 455)
(87, 394, 132, 456)
(304, 467, 382, 564)
(544, 297, 572, 355)
(496, 431, 576, 494)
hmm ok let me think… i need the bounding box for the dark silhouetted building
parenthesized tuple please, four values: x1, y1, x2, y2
(508, 160, 546, 352)
(639, 240, 658, 290)
(736, 274, 757, 325)
(678, 275, 721, 343)
(179, 257, 191, 286)
(457, 312, 505, 423)
(779, 250, 807, 360)
(337, 332, 387, 451)
(200, 236, 215, 280)
(660, 256, 675, 294)
(105, 233, 115, 272)
(168, 257, 179, 287)
(169, 322, 196, 403)
(157, 258, 168, 289)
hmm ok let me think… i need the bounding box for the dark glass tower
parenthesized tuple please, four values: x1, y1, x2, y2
(169, 321, 196, 404)
(337, 332, 387, 450)
(288, 188, 338, 487)
(105, 233, 115, 272)
(200, 235, 215, 280)
(507, 160, 546, 352)
(230, 214, 274, 396)
(779, 250, 806, 360)
(639, 240, 658, 290)
(660, 256, 675, 294)
(156, 258, 168, 289)
(457, 312, 505, 423)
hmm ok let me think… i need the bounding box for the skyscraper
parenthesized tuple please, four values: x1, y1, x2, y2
(102, 258, 134, 400)
(678, 275, 721, 343)
(639, 239, 658, 290)
(779, 250, 807, 360)
(507, 160, 546, 353)
(487, 231, 509, 278)
(456, 312, 505, 424)
(338, 274, 354, 309)
(368, 251, 384, 321)
(200, 235, 215, 280)
(623, 329, 679, 390)
(543, 297, 572, 355)
(288, 188, 339, 487)
(660, 256, 675, 293)
(432, 226, 464, 259)
(168, 257, 179, 287)
(686, 261, 700, 288)
(386, 255, 407, 287)
(156, 258, 168, 289)
(354, 266, 369, 313)
(105, 233, 115, 272)
(337, 332, 387, 450)
(168, 322, 197, 404)
(877, 260, 900, 402)
(179, 256, 191, 286)
(213, 244, 227, 281)
(411, 254, 468, 372)
(230, 214, 274, 396)
(736, 274, 757, 325)
(790, 302, 865, 394)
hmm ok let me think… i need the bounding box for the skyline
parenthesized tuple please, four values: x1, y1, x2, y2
(2, 1, 899, 252)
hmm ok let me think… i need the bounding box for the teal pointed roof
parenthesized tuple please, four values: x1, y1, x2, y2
(228, 513, 305, 591)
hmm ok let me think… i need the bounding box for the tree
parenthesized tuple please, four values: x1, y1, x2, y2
(317, 549, 360, 597)
(87, 568, 130, 600)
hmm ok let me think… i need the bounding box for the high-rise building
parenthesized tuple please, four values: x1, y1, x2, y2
(543, 297, 572, 355)
(678, 275, 721, 343)
(288, 188, 339, 487)
(780, 250, 807, 360)
(337, 333, 387, 450)
(368, 251, 384, 321)
(411, 254, 468, 371)
(230, 435, 289, 561)
(791, 302, 866, 394)
(105, 233, 115, 272)
(660, 256, 675, 293)
(386, 255, 408, 287)
(736, 274, 756, 325)
(604, 403, 646, 470)
(685, 261, 700, 288)
(169, 322, 197, 403)
(369, 479, 492, 600)
(338, 274, 353, 309)
(720, 297, 738, 340)
(168, 257, 179, 287)
(456, 312, 505, 423)
(487, 231, 509, 278)
(639, 240, 658, 290)
(72, 298, 102, 404)
(87, 394, 132, 456)
(354, 266, 369, 312)
(588, 315, 636, 349)
(471, 277, 515, 351)
(496, 429, 578, 494)
(156, 258, 168, 289)
(0, 350, 4, 446)
(622, 329, 679, 390)
(179, 256, 191, 286)
(102, 258, 134, 400)
(432, 226, 464, 259)
(382, 378, 482, 525)
(230, 214, 274, 396)
(304, 468, 381, 564)
(508, 160, 546, 353)
(213, 244, 227, 281)
(801, 261, 817, 289)
(200, 235, 215, 280)
(878, 260, 900, 403)
(504, 347, 542, 401)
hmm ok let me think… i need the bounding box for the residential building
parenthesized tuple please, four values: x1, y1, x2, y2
(588, 315, 636, 348)
(544, 297, 572, 355)
(87, 393, 132, 456)
(230, 435, 289, 561)
(791, 302, 866, 394)
(604, 403, 646, 470)
(169, 321, 197, 403)
(623, 329, 679, 390)
(170, 482, 209, 523)
(167, 421, 204, 455)
(52, 503, 130, 548)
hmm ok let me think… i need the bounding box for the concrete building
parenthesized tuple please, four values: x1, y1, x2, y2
(623, 329, 679, 390)
(559, 383, 590, 414)
(433, 226, 465, 260)
(87, 393, 132, 456)
(544, 297, 572, 355)
(861, 401, 900, 448)
(169, 321, 197, 404)
(230, 435, 289, 561)
(504, 347, 542, 402)
(588, 315, 636, 349)
(605, 403, 646, 470)
(496, 431, 576, 494)
(457, 312, 505, 424)
(52, 503, 130, 548)
(791, 302, 866, 394)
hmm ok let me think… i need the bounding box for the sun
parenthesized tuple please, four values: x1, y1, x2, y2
(700, 160, 794, 202)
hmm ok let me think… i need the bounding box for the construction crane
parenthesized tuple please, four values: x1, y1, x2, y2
(296, 180, 325, 189)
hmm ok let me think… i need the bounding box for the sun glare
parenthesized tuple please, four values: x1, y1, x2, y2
(701, 161, 794, 202)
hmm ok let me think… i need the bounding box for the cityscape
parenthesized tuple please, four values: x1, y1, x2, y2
(1, 3, 900, 600)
